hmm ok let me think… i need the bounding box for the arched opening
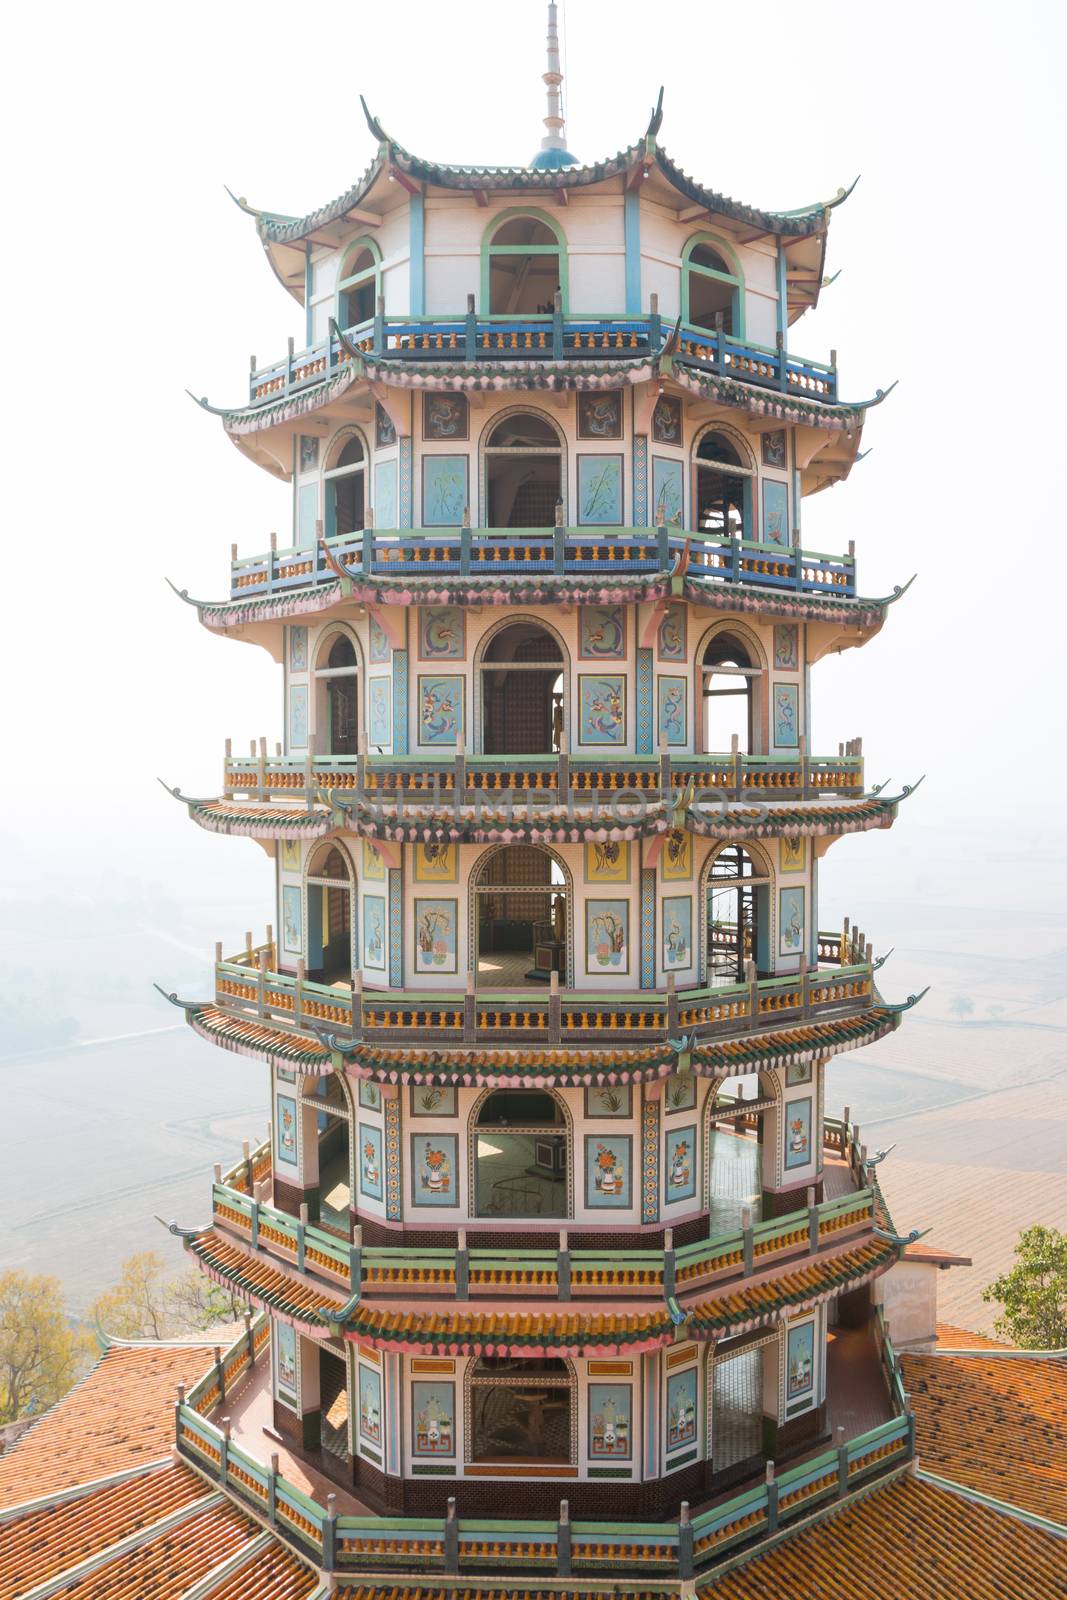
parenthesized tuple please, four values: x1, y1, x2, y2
(469, 1354, 572, 1464)
(684, 238, 743, 337)
(484, 412, 563, 528)
(695, 430, 752, 539)
(474, 844, 568, 988)
(337, 242, 380, 331)
(318, 1345, 350, 1464)
(480, 619, 564, 756)
(702, 631, 756, 754)
(324, 434, 366, 539)
(309, 1073, 352, 1234)
(306, 843, 355, 986)
(706, 845, 771, 984)
(486, 216, 564, 316)
(314, 632, 360, 756)
(474, 1089, 568, 1218)
(704, 1071, 776, 1233)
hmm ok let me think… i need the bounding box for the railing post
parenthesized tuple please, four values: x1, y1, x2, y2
(349, 1225, 363, 1294)
(250, 1199, 260, 1249)
(362, 523, 374, 573)
(714, 311, 726, 376)
(656, 520, 669, 568)
(663, 1227, 676, 1300)
(373, 294, 385, 357)
(454, 731, 466, 801)
(557, 732, 569, 799)
(460, 504, 472, 575)
(557, 1499, 572, 1576)
(649, 290, 661, 350)
(666, 974, 679, 1035)
(256, 952, 268, 1018)
(214, 1344, 225, 1404)
(842, 1105, 851, 1159)
(765, 1461, 779, 1532)
(732, 733, 743, 800)
(553, 499, 566, 573)
(464, 292, 477, 361)
(352, 970, 363, 1042)
(800, 732, 811, 799)
(455, 1229, 469, 1300)
(219, 1415, 231, 1485)
(552, 290, 564, 360)
(741, 1204, 754, 1277)
(268, 1452, 279, 1524)
(549, 969, 562, 1045)
(798, 957, 810, 1015)
(792, 526, 804, 591)
(776, 329, 789, 394)
(464, 972, 476, 1043)
(557, 1228, 571, 1301)
(297, 1204, 308, 1273)
(244, 1310, 255, 1367)
(746, 960, 760, 1031)
(444, 1496, 459, 1573)
(659, 735, 672, 810)
(677, 1501, 694, 1580)
(322, 1492, 338, 1570)
(836, 1425, 849, 1496)
(285, 336, 294, 396)
(807, 1187, 819, 1254)
(293, 959, 305, 1030)
(829, 346, 838, 403)
(223, 737, 233, 798)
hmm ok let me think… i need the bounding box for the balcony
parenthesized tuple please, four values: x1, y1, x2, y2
(247, 311, 838, 406)
(229, 524, 857, 603)
(174, 1304, 910, 1580)
(222, 747, 865, 804)
(210, 923, 876, 1048)
(211, 1117, 877, 1306)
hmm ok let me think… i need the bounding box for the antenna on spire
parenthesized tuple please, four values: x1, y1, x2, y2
(531, 1, 578, 170)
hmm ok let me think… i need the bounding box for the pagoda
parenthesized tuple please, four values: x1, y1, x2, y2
(162, 6, 928, 1582)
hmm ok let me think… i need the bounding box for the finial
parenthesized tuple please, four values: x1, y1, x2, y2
(531, 3, 578, 170)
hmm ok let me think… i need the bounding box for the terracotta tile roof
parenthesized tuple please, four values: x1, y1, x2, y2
(201, 1539, 321, 1600)
(0, 1343, 218, 1511)
(54, 1498, 258, 1600)
(700, 1473, 1066, 1598)
(0, 1462, 206, 1600)
(188, 1228, 897, 1354)
(935, 1323, 1013, 1349)
(901, 1350, 1067, 1525)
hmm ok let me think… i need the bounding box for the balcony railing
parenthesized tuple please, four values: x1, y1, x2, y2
(222, 747, 865, 804)
(228, 525, 857, 601)
(212, 925, 875, 1047)
(248, 311, 838, 405)
(174, 1306, 911, 1579)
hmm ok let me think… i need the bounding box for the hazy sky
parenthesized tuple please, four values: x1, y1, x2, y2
(3, 0, 1064, 925)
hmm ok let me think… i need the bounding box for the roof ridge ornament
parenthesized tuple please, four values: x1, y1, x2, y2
(359, 94, 390, 148)
(646, 85, 665, 140)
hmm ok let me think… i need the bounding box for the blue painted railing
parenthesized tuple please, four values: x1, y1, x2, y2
(229, 526, 856, 601)
(247, 313, 837, 404)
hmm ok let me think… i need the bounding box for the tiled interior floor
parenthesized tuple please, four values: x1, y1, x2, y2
(713, 1347, 763, 1471)
(707, 1129, 762, 1232)
(476, 951, 549, 988)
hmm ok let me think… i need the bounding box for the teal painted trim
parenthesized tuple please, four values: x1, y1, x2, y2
(409, 194, 425, 317)
(392, 648, 409, 754)
(479, 206, 569, 314)
(681, 230, 745, 340)
(624, 191, 641, 315)
(304, 245, 314, 346)
(335, 235, 383, 329)
(775, 242, 788, 344)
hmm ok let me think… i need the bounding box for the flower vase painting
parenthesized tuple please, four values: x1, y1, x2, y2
(412, 1381, 455, 1457)
(413, 1134, 458, 1206)
(276, 1095, 297, 1166)
(586, 1135, 632, 1207)
(666, 1368, 697, 1450)
(415, 898, 457, 973)
(784, 1097, 812, 1171)
(787, 1321, 816, 1401)
(587, 900, 629, 973)
(358, 1365, 382, 1447)
(359, 1123, 383, 1200)
(665, 1124, 697, 1201)
(589, 1383, 632, 1459)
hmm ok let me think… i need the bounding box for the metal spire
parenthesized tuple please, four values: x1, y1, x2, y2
(531, 2, 578, 169)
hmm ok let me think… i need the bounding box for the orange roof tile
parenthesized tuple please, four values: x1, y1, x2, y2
(203, 1541, 322, 1600)
(700, 1474, 1066, 1599)
(0, 1343, 217, 1511)
(936, 1323, 1013, 1349)
(901, 1350, 1067, 1524)
(53, 1499, 258, 1600)
(0, 1462, 206, 1600)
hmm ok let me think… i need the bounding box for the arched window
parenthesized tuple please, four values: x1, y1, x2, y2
(324, 434, 366, 539)
(695, 430, 753, 539)
(306, 842, 355, 985)
(702, 630, 756, 754)
(315, 632, 360, 756)
(469, 1355, 573, 1464)
(474, 844, 568, 988)
(337, 240, 380, 331)
(480, 619, 565, 756)
(484, 213, 567, 316)
(484, 411, 563, 528)
(474, 1090, 568, 1219)
(682, 237, 744, 338)
(706, 845, 771, 984)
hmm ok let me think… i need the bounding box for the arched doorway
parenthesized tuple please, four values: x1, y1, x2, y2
(308, 1073, 353, 1234)
(337, 240, 380, 331)
(315, 632, 360, 756)
(706, 845, 771, 983)
(702, 630, 757, 754)
(683, 237, 743, 337)
(484, 412, 563, 528)
(704, 1072, 777, 1232)
(469, 1354, 573, 1465)
(324, 434, 366, 538)
(479, 619, 565, 756)
(473, 1089, 569, 1218)
(306, 842, 355, 985)
(485, 215, 565, 316)
(473, 844, 569, 987)
(694, 429, 752, 540)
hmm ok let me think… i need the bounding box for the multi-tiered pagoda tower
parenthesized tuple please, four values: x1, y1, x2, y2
(165, 12, 924, 1582)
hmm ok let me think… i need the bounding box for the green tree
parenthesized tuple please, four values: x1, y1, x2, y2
(0, 1271, 90, 1423)
(982, 1225, 1067, 1349)
(90, 1252, 246, 1340)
